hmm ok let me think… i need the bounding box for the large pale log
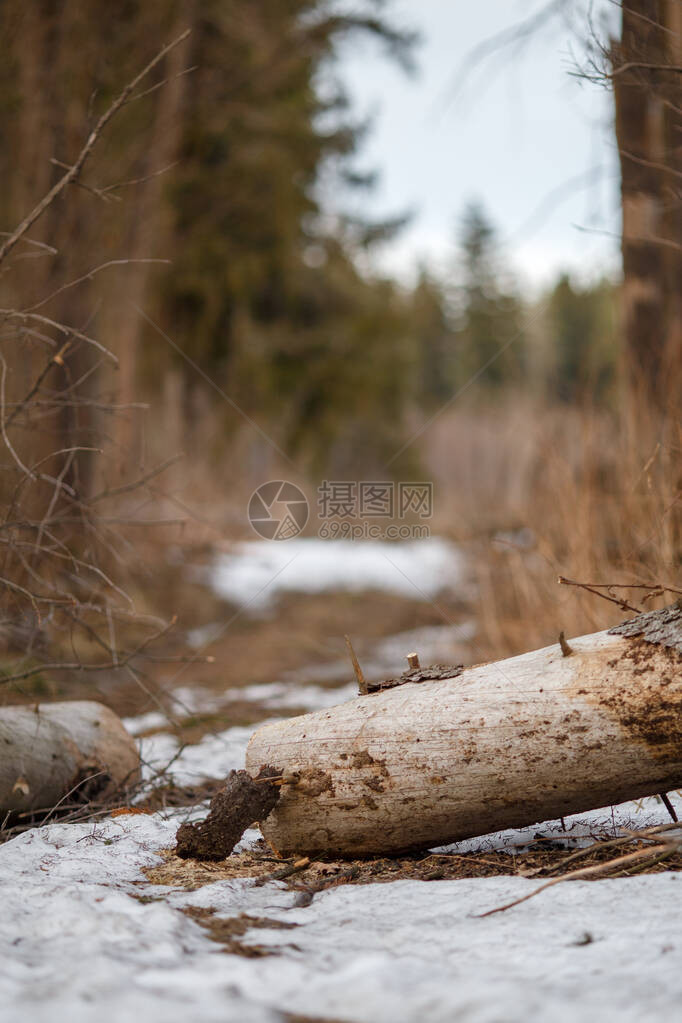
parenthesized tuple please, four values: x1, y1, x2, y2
(0, 701, 140, 814)
(246, 628, 682, 857)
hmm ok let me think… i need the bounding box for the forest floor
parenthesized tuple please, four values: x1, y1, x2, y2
(2, 535, 681, 1021)
(2, 709, 681, 1023)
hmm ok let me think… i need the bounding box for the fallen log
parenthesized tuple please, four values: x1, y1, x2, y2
(246, 616, 682, 857)
(0, 701, 140, 815)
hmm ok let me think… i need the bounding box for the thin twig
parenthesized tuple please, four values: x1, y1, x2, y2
(0, 30, 190, 267)
(610, 61, 682, 78)
(557, 576, 641, 613)
(87, 455, 183, 504)
(25, 259, 171, 314)
(345, 634, 368, 695)
(0, 616, 176, 685)
(0, 355, 36, 479)
(660, 793, 678, 823)
(100, 162, 180, 194)
(4, 341, 72, 428)
(476, 843, 677, 917)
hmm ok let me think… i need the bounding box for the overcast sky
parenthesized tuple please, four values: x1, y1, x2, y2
(337, 0, 621, 292)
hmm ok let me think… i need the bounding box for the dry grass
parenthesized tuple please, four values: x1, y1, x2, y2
(123, 393, 680, 684)
(144, 827, 682, 894)
(426, 395, 681, 660)
(10, 391, 675, 721)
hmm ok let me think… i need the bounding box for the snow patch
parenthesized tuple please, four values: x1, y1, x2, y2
(138, 723, 268, 787)
(2, 811, 682, 1023)
(209, 536, 466, 609)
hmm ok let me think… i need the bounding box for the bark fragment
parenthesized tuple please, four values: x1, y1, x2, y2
(175, 768, 280, 861)
(608, 602, 682, 655)
(367, 663, 463, 693)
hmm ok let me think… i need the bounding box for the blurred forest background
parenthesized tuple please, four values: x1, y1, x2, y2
(0, 0, 679, 713)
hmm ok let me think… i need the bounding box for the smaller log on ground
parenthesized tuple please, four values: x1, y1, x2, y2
(0, 701, 141, 814)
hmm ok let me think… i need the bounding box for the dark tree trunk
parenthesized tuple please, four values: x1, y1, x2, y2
(613, 1, 682, 410)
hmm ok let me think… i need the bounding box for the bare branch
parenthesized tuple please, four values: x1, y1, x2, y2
(25, 259, 171, 315)
(0, 616, 177, 686)
(87, 455, 183, 505)
(0, 355, 36, 479)
(0, 29, 190, 267)
(611, 60, 682, 78)
(0, 310, 118, 361)
(100, 162, 179, 196)
(4, 341, 72, 428)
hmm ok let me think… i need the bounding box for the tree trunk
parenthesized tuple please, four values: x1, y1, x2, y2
(0, 701, 140, 814)
(614, 1, 682, 409)
(246, 628, 682, 857)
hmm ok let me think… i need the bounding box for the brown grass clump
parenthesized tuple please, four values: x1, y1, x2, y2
(426, 396, 680, 661)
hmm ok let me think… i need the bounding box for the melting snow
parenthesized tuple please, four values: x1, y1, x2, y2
(209, 536, 466, 609)
(2, 806, 682, 1023)
(6, 602, 681, 1021)
(137, 723, 266, 788)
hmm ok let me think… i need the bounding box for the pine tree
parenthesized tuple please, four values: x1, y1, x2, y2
(450, 203, 524, 390)
(0, 1, 418, 473)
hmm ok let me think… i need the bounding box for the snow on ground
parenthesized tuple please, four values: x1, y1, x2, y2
(5, 644, 682, 1021)
(137, 722, 267, 788)
(126, 620, 476, 741)
(438, 793, 682, 852)
(208, 537, 466, 609)
(2, 807, 682, 1023)
(125, 682, 359, 739)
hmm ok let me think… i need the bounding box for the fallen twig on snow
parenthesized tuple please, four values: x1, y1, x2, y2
(476, 828, 682, 917)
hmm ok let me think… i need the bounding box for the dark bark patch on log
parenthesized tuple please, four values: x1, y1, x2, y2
(349, 750, 389, 793)
(351, 750, 388, 774)
(175, 768, 280, 861)
(294, 767, 334, 797)
(362, 776, 385, 793)
(598, 639, 682, 757)
(608, 602, 682, 655)
(367, 663, 463, 693)
(69, 762, 114, 802)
